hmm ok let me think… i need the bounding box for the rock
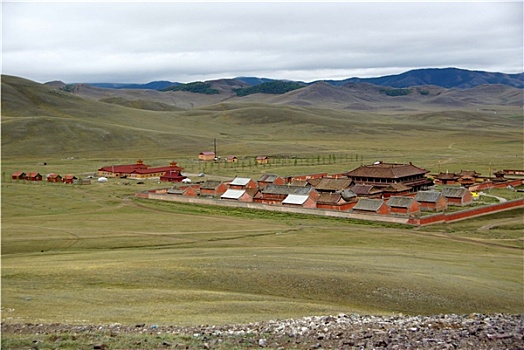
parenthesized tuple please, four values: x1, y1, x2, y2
(2, 313, 523, 349)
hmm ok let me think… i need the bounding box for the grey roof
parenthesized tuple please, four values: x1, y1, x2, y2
(414, 191, 443, 203)
(221, 189, 246, 200)
(340, 189, 357, 201)
(442, 187, 469, 198)
(257, 174, 280, 182)
(314, 178, 353, 191)
(383, 183, 411, 192)
(387, 196, 415, 208)
(317, 193, 343, 205)
(263, 184, 313, 195)
(353, 198, 385, 211)
(230, 177, 253, 186)
(290, 180, 309, 187)
(200, 180, 225, 190)
(282, 194, 309, 205)
(167, 188, 186, 195)
(351, 184, 381, 195)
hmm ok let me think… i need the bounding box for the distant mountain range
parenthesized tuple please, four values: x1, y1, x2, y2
(84, 68, 523, 91)
(323, 68, 524, 89)
(90, 80, 179, 90)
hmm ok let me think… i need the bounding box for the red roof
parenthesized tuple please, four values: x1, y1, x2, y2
(130, 165, 183, 175)
(98, 163, 149, 173)
(26, 172, 42, 178)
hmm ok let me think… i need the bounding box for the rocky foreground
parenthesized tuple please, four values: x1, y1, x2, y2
(2, 313, 523, 349)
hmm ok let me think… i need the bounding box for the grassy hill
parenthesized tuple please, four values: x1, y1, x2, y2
(1, 74, 523, 328)
(2, 75, 522, 175)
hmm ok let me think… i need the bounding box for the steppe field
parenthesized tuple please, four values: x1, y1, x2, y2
(1, 76, 523, 345)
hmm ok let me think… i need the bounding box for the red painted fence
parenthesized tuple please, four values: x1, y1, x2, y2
(410, 198, 523, 226)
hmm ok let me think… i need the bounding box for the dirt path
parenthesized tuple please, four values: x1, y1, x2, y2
(478, 217, 523, 231)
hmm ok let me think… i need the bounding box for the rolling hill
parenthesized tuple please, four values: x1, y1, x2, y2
(46, 79, 523, 113)
(319, 68, 524, 89)
(70, 68, 524, 91)
(2, 74, 522, 163)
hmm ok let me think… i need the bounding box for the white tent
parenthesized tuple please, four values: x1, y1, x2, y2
(97, 177, 108, 183)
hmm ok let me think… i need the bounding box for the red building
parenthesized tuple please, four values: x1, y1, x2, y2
(167, 185, 198, 197)
(313, 178, 353, 193)
(46, 173, 62, 183)
(160, 167, 187, 182)
(129, 162, 184, 180)
(442, 187, 473, 206)
(345, 161, 432, 193)
(387, 196, 421, 216)
(316, 191, 358, 211)
(285, 173, 328, 184)
(254, 185, 319, 205)
(257, 174, 285, 188)
(282, 194, 317, 209)
(350, 184, 383, 198)
(25, 172, 43, 181)
(221, 188, 258, 202)
(62, 175, 77, 184)
(228, 177, 257, 190)
(381, 183, 412, 198)
(414, 191, 448, 212)
(12, 171, 26, 180)
(256, 156, 269, 164)
(352, 198, 390, 215)
(198, 152, 216, 161)
(433, 172, 460, 185)
(97, 160, 149, 178)
(200, 180, 229, 197)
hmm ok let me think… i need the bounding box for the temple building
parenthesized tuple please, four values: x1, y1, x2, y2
(345, 161, 433, 193)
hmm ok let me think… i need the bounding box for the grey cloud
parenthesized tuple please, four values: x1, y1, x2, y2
(2, 2, 522, 83)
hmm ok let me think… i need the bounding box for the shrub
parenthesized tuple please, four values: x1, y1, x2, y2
(379, 88, 412, 96)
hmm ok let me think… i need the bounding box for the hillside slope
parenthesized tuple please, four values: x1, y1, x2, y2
(322, 68, 524, 88)
(2, 75, 522, 161)
(1, 75, 212, 157)
(51, 79, 523, 113)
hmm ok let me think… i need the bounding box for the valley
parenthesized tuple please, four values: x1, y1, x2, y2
(1, 72, 522, 348)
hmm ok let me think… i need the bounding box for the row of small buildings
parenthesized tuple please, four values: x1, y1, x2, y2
(11, 159, 187, 184)
(198, 152, 269, 164)
(11, 171, 79, 184)
(145, 161, 491, 216)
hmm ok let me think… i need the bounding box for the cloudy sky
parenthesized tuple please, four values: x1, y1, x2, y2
(2, 1, 523, 84)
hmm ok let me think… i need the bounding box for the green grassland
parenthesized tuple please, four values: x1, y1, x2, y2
(1, 75, 523, 328)
(2, 176, 523, 326)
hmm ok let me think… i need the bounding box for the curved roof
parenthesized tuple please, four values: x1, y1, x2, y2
(346, 162, 428, 179)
